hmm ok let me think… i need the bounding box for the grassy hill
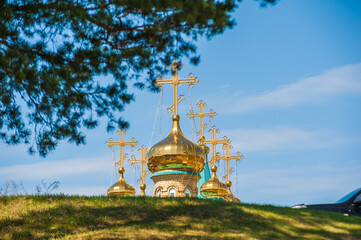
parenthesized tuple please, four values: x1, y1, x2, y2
(1, 196, 361, 239)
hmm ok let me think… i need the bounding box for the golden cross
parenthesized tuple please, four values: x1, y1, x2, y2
(218, 144, 243, 182)
(156, 59, 199, 116)
(200, 126, 230, 166)
(187, 100, 216, 137)
(105, 129, 138, 168)
(167, 95, 185, 113)
(128, 145, 149, 196)
(223, 168, 235, 182)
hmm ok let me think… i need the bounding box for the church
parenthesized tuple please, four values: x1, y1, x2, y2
(105, 60, 243, 202)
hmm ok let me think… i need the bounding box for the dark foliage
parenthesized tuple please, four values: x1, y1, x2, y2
(0, 0, 276, 156)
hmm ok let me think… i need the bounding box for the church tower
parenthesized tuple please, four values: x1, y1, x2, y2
(147, 115, 206, 197)
(146, 60, 206, 197)
(105, 60, 243, 202)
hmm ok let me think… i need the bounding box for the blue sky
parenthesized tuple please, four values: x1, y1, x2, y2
(1, 0, 361, 206)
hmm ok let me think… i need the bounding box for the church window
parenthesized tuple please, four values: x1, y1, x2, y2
(185, 188, 191, 197)
(169, 188, 176, 197)
(157, 189, 161, 197)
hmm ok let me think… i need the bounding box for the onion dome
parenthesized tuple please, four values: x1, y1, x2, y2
(107, 167, 135, 197)
(147, 115, 206, 173)
(200, 165, 228, 200)
(223, 180, 241, 203)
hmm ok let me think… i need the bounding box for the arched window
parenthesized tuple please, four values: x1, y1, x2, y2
(169, 188, 176, 197)
(185, 188, 191, 197)
(157, 189, 161, 197)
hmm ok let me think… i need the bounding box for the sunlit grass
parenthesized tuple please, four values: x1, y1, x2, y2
(0, 196, 360, 239)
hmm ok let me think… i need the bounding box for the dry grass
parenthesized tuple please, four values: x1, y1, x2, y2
(0, 196, 360, 239)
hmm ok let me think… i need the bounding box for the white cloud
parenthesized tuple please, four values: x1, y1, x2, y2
(222, 126, 350, 152)
(0, 155, 111, 180)
(207, 63, 361, 114)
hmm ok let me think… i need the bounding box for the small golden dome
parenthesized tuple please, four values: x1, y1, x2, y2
(223, 181, 241, 203)
(224, 190, 241, 203)
(107, 167, 135, 196)
(200, 166, 227, 199)
(147, 115, 206, 173)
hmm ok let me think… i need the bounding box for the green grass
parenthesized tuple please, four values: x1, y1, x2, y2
(1, 196, 360, 239)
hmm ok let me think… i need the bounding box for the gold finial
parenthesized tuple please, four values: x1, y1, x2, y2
(218, 143, 243, 203)
(187, 100, 216, 138)
(129, 145, 149, 197)
(156, 59, 199, 117)
(200, 126, 230, 166)
(105, 129, 138, 197)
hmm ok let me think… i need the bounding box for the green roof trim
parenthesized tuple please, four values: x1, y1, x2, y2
(158, 164, 193, 170)
(152, 170, 200, 177)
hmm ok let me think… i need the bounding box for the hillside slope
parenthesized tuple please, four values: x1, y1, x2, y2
(1, 196, 360, 239)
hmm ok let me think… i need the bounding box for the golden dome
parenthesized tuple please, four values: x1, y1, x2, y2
(223, 181, 241, 203)
(147, 115, 206, 173)
(200, 165, 228, 199)
(224, 191, 241, 203)
(107, 167, 135, 196)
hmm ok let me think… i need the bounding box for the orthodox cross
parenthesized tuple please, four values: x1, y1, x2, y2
(105, 129, 138, 168)
(128, 145, 149, 196)
(200, 126, 230, 166)
(187, 100, 216, 138)
(218, 143, 244, 182)
(156, 60, 199, 116)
